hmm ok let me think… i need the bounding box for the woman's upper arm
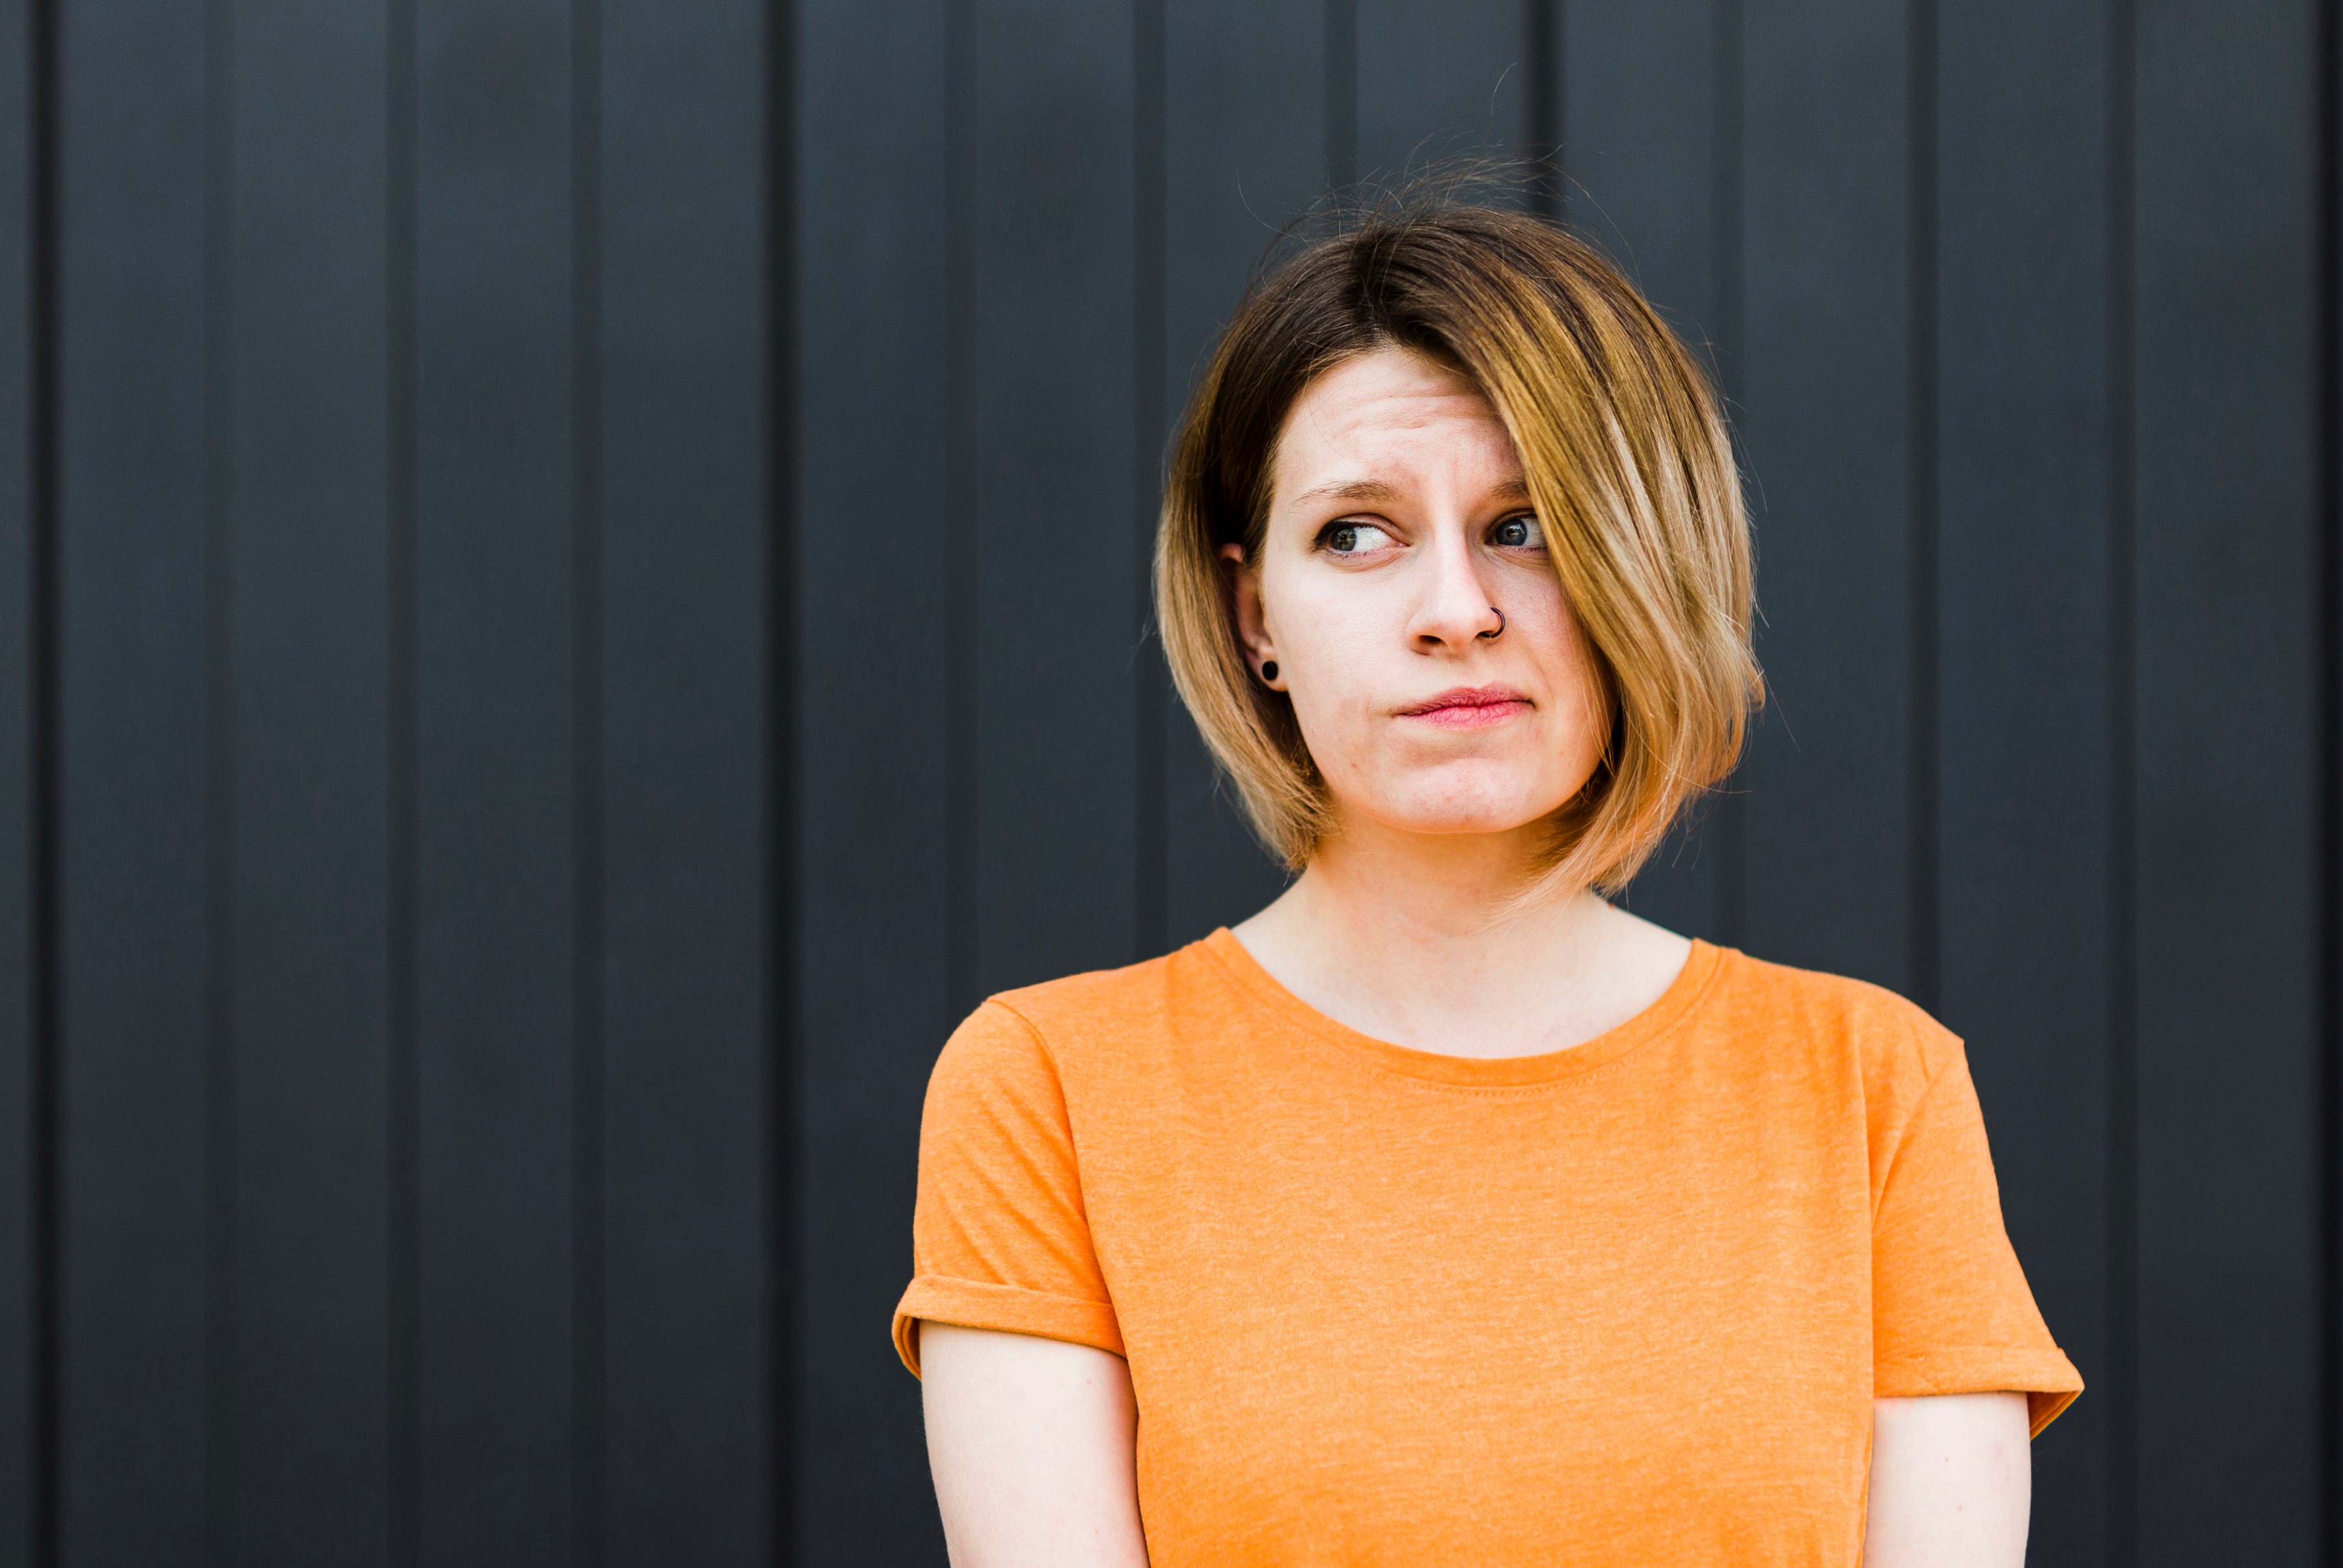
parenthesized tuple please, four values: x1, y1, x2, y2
(919, 1322, 1150, 1568)
(1863, 1392, 2030, 1568)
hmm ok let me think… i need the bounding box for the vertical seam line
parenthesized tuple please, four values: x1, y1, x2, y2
(201, 0, 236, 1560)
(2317, 0, 2341, 1554)
(385, 0, 419, 1558)
(762, 0, 799, 1552)
(1133, 0, 1166, 962)
(2106, 0, 2139, 1558)
(944, 0, 977, 1019)
(569, 0, 606, 1557)
(1907, 0, 1939, 1011)
(27, 0, 60, 1556)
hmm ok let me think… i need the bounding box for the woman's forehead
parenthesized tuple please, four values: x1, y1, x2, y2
(1274, 349, 1519, 499)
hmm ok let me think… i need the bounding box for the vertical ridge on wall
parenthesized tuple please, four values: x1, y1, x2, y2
(224, 0, 398, 1543)
(794, 0, 951, 1553)
(383, 0, 418, 1555)
(25, 0, 58, 1558)
(49, 0, 246, 1528)
(567, 0, 606, 1553)
(1134, 0, 1168, 965)
(767, 0, 808, 1523)
(2320, 0, 2342, 1550)
(1738, 0, 1915, 991)
(200, 0, 235, 1555)
(1904, 0, 1938, 1016)
(943, 0, 978, 1024)
(0, 0, 36, 1551)
(971, 0, 1138, 995)
(2133, 0, 2323, 1552)
(598, 0, 767, 1543)
(2104, 0, 2137, 1556)
(1936, 0, 2114, 1549)
(414, 0, 580, 1550)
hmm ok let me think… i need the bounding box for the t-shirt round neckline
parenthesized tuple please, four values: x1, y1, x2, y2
(1198, 925, 1730, 1089)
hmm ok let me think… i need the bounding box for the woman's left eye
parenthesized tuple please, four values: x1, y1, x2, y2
(1492, 514, 1544, 549)
(1323, 520, 1395, 554)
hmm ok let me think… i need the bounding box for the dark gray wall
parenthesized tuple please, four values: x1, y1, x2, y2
(2, 0, 2336, 1564)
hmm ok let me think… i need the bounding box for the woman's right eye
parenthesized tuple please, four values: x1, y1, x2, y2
(1323, 520, 1394, 554)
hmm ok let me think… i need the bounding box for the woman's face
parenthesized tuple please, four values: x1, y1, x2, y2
(1225, 346, 1608, 844)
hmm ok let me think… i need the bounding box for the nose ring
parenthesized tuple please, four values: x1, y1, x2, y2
(1478, 606, 1505, 640)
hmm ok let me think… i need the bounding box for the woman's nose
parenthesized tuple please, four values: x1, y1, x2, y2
(1407, 527, 1503, 649)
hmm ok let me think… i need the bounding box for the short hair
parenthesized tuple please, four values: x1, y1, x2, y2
(1153, 201, 1762, 896)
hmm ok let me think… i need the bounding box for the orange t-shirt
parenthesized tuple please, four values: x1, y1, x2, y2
(894, 930, 2081, 1565)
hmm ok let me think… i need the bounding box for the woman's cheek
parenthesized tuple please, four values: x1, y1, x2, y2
(1287, 686, 1357, 787)
(1284, 677, 1374, 796)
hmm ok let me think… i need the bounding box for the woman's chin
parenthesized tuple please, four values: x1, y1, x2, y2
(1341, 787, 1573, 842)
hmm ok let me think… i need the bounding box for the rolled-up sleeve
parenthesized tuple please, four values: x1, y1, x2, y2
(1870, 1045, 2083, 1436)
(893, 1001, 1122, 1377)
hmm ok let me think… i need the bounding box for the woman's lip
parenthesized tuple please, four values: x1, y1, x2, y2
(1398, 688, 1532, 729)
(1402, 685, 1530, 714)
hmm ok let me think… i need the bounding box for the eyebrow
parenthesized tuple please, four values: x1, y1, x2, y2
(1286, 475, 1533, 509)
(1287, 478, 1404, 509)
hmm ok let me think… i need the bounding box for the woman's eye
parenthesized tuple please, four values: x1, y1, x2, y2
(1324, 520, 1394, 554)
(1492, 514, 1544, 549)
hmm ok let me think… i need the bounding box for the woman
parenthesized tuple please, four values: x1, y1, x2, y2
(893, 203, 2081, 1566)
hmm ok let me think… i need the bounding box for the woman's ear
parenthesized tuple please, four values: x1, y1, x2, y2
(1219, 542, 1278, 685)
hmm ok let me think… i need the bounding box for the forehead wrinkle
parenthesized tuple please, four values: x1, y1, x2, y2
(1271, 351, 1531, 516)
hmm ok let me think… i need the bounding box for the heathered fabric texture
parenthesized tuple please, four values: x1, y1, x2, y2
(896, 929, 2081, 1566)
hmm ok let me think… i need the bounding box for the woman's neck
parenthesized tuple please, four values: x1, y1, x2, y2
(1230, 816, 1691, 1060)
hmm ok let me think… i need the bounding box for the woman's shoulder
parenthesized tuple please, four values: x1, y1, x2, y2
(1706, 942, 1965, 1092)
(934, 935, 1227, 1087)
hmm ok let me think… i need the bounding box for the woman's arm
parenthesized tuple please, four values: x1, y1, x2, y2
(919, 1322, 1151, 1567)
(1863, 1393, 2031, 1567)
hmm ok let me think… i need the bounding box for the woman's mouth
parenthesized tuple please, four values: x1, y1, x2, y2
(1399, 685, 1532, 730)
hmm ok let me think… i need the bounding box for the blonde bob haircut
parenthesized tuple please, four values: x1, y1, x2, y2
(1155, 201, 1762, 897)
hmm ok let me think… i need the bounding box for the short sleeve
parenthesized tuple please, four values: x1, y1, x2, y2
(1871, 1045, 2084, 1437)
(891, 1000, 1123, 1378)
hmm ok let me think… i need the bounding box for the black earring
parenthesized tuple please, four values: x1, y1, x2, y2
(1261, 661, 1279, 683)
